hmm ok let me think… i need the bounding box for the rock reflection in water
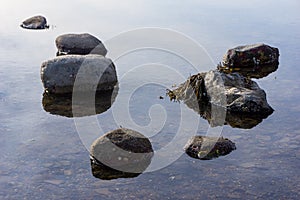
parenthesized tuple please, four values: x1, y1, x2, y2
(90, 157, 141, 180)
(90, 128, 153, 180)
(42, 85, 118, 117)
(185, 101, 273, 129)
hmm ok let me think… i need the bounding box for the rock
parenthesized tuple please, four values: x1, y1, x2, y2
(167, 70, 273, 128)
(184, 136, 236, 160)
(204, 70, 273, 114)
(42, 86, 118, 117)
(55, 33, 107, 56)
(168, 70, 273, 114)
(20, 15, 48, 29)
(219, 43, 279, 78)
(167, 72, 208, 103)
(90, 128, 153, 174)
(41, 55, 117, 94)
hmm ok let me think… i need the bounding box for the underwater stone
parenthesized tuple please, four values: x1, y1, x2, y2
(20, 15, 48, 29)
(41, 55, 117, 94)
(55, 33, 107, 56)
(184, 136, 236, 160)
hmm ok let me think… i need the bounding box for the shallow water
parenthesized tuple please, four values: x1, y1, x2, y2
(1, 0, 300, 199)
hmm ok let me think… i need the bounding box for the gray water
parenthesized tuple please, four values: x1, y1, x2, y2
(1, 0, 300, 199)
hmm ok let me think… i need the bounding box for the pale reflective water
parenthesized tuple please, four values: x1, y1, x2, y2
(1, 0, 300, 199)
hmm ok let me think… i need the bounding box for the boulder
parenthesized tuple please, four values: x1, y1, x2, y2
(55, 33, 107, 56)
(168, 70, 273, 114)
(20, 15, 48, 29)
(204, 70, 273, 114)
(167, 70, 273, 128)
(90, 128, 153, 174)
(184, 136, 236, 160)
(42, 86, 118, 117)
(41, 55, 117, 94)
(219, 43, 279, 78)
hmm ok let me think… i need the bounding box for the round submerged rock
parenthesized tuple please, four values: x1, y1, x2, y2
(90, 128, 153, 175)
(20, 15, 48, 29)
(55, 33, 107, 56)
(184, 136, 236, 160)
(41, 55, 117, 94)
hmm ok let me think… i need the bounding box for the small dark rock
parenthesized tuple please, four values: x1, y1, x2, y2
(20, 15, 48, 29)
(219, 43, 279, 78)
(90, 128, 153, 175)
(55, 33, 107, 56)
(184, 136, 236, 160)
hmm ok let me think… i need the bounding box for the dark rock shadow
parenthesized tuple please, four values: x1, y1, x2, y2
(42, 85, 118, 117)
(90, 157, 141, 180)
(184, 100, 273, 129)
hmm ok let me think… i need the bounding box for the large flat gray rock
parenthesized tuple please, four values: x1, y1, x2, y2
(41, 55, 117, 94)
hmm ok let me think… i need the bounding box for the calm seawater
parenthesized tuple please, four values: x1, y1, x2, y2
(1, 0, 300, 199)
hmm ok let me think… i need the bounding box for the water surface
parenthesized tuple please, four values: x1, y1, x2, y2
(0, 0, 300, 199)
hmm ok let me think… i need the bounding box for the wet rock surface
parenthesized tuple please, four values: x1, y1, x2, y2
(40, 55, 117, 94)
(90, 128, 153, 176)
(20, 15, 48, 29)
(219, 43, 279, 78)
(184, 136, 236, 160)
(168, 70, 273, 116)
(55, 33, 107, 56)
(42, 86, 118, 117)
(205, 70, 273, 114)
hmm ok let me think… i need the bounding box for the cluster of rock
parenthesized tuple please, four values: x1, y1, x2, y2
(40, 33, 117, 94)
(20, 15, 243, 181)
(168, 43, 279, 128)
